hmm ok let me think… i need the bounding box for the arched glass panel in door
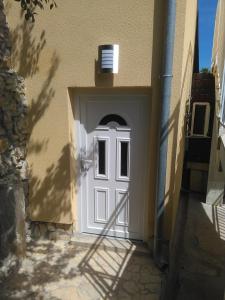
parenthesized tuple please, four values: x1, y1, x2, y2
(97, 113, 130, 181)
(99, 114, 127, 126)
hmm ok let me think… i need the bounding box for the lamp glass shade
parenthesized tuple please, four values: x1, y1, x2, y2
(99, 44, 119, 74)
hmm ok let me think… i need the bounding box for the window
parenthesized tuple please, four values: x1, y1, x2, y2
(191, 102, 210, 136)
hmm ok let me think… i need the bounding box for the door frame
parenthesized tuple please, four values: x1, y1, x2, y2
(74, 91, 151, 240)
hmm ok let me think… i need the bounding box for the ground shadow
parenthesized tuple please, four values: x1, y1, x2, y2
(0, 232, 162, 300)
(173, 194, 225, 300)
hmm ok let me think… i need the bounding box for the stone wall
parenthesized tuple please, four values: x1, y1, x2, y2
(0, 70, 28, 183)
(0, 0, 10, 64)
(30, 221, 73, 241)
(0, 0, 28, 266)
(0, 70, 28, 263)
(0, 2, 72, 261)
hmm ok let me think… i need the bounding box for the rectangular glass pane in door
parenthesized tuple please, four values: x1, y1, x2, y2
(116, 138, 130, 181)
(121, 141, 129, 176)
(94, 136, 109, 180)
(98, 140, 106, 175)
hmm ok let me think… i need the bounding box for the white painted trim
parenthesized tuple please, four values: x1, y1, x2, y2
(190, 102, 210, 136)
(96, 126, 109, 131)
(115, 189, 129, 226)
(116, 137, 131, 182)
(94, 136, 110, 180)
(116, 127, 131, 132)
(74, 96, 82, 232)
(94, 187, 109, 224)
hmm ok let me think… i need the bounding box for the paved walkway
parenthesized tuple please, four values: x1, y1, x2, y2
(169, 193, 225, 300)
(0, 235, 162, 300)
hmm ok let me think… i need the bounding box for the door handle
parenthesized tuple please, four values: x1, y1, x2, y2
(80, 159, 93, 172)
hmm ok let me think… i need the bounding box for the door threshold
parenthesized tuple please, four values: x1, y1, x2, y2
(70, 232, 150, 254)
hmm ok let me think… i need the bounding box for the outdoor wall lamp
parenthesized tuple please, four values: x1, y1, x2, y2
(99, 44, 119, 74)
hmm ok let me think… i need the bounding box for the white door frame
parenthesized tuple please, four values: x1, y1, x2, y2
(74, 93, 151, 240)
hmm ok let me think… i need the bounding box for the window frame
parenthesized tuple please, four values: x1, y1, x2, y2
(190, 102, 210, 137)
(116, 137, 130, 182)
(94, 136, 109, 180)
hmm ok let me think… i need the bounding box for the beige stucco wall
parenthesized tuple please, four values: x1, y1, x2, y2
(147, 0, 166, 238)
(6, 0, 155, 225)
(163, 0, 197, 238)
(5, 0, 197, 240)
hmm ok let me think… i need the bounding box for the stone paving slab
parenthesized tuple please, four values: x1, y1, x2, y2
(0, 236, 162, 300)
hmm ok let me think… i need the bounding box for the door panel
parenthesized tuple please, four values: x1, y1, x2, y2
(94, 187, 109, 223)
(115, 189, 129, 226)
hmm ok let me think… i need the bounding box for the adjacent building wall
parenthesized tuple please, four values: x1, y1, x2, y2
(207, 0, 225, 205)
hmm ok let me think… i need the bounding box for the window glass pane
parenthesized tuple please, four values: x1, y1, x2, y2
(98, 141, 106, 175)
(121, 142, 129, 176)
(193, 105, 206, 134)
(99, 114, 127, 126)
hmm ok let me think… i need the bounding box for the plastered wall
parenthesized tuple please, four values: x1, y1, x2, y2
(5, 0, 197, 241)
(6, 0, 155, 225)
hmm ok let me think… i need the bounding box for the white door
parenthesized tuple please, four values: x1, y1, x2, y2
(78, 95, 149, 239)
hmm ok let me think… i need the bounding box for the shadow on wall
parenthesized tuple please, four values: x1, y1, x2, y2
(168, 41, 194, 232)
(29, 143, 73, 222)
(157, 42, 195, 298)
(5, 2, 62, 215)
(5, 2, 60, 154)
(9, 12, 46, 78)
(156, 41, 194, 239)
(28, 52, 59, 144)
(94, 59, 114, 87)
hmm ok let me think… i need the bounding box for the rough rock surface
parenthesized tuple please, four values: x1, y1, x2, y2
(0, 0, 11, 64)
(0, 0, 28, 271)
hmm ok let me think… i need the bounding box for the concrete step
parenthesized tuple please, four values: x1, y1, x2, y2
(69, 233, 151, 255)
